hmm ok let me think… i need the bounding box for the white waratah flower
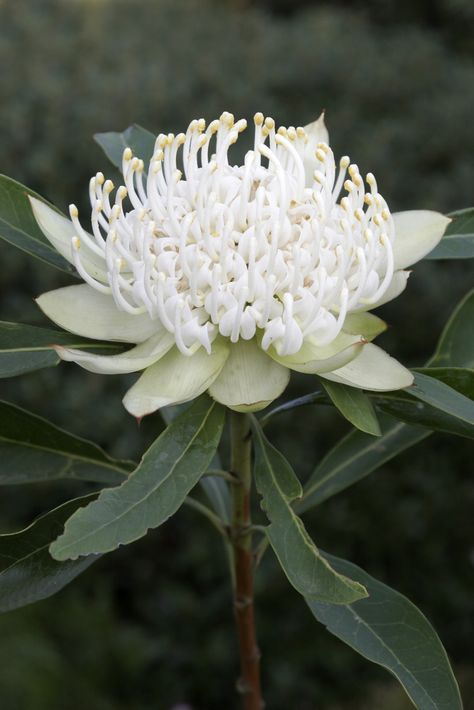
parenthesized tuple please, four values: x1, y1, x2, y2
(31, 112, 449, 415)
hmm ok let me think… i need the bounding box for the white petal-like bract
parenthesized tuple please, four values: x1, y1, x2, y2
(123, 339, 230, 416)
(302, 112, 330, 186)
(357, 270, 411, 311)
(56, 331, 174, 374)
(30, 197, 108, 282)
(392, 210, 450, 269)
(268, 332, 365, 374)
(321, 343, 414, 391)
(208, 338, 290, 412)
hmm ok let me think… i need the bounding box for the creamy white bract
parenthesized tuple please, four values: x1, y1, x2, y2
(32, 112, 449, 415)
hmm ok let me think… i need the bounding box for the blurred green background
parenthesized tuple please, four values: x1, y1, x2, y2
(1, 0, 473, 708)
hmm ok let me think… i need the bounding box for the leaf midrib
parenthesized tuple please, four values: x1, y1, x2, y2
(0, 435, 132, 474)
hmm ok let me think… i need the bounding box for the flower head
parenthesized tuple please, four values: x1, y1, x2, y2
(32, 112, 449, 415)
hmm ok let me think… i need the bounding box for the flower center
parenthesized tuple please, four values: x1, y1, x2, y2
(70, 112, 394, 356)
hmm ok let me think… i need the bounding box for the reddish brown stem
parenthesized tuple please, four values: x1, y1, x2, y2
(230, 412, 264, 710)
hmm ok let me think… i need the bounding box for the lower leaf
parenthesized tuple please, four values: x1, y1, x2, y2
(50, 396, 225, 560)
(307, 552, 463, 710)
(0, 495, 98, 613)
(375, 371, 474, 439)
(252, 420, 367, 604)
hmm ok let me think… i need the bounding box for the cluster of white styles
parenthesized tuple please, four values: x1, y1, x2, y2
(70, 112, 395, 357)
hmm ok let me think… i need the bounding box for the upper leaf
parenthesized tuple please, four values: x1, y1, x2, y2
(0, 400, 132, 486)
(415, 367, 474, 399)
(94, 124, 155, 170)
(375, 371, 474, 439)
(252, 421, 367, 604)
(321, 381, 381, 436)
(160, 404, 231, 523)
(307, 552, 463, 710)
(0, 495, 98, 613)
(0, 175, 74, 273)
(50, 396, 225, 560)
(426, 207, 474, 260)
(299, 413, 429, 511)
(428, 289, 474, 369)
(0, 321, 124, 378)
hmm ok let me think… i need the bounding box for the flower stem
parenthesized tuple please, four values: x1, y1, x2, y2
(229, 411, 264, 710)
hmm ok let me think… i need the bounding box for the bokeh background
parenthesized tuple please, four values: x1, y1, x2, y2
(1, 0, 474, 708)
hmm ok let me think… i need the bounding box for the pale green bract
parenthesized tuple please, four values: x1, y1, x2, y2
(32, 112, 449, 415)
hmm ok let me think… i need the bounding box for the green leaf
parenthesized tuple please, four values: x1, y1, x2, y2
(160, 404, 231, 523)
(251, 421, 367, 604)
(0, 321, 124, 378)
(448, 206, 474, 231)
(0, 400, 132, 486)
(94, 124, 155, 170)
(415, 367, 474, 399)
(307, 552, 463, 710)
(0, 175, 74, 273)
(321, 381, 381, 436)
(300, 288, 474, 512)
(50, 396, 225, 560)
(426, 234, 474, 259)
(299, 414, 429, 511)
(0, 495, 98, 612)
(375, 371, 474, 439)
(426, 207, 474, 259)
(428, 289, 474, 368)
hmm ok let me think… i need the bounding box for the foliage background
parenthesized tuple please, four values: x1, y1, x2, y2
(0, 0, 473, 707)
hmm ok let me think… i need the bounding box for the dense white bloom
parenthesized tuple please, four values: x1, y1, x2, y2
(32, 112, 450, 415)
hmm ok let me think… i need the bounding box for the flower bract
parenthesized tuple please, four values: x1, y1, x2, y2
(32, 112, 450, 415)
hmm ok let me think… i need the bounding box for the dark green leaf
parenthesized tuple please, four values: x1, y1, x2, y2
(94, 124, 155, 170)
(448, 206, 474, 232)
(415, 367, 474, 400)
(299, 414, 429, 511)
(428, 289, 474, 368)
(0, 496, 98, 612)
(426, 234, 474, 259)
(321, 381, 381, 436)
(160, 403, 231, 523)
(252, 421, 367, 604)
(50, 396, 225, 560)
(0, 175, 73, 273)
(0, 321, 124, 378)
(426, 208, 474, 259)
(307, 552, 463, 710)
(375, 371, 474, 439)
(260, 391, 328, 427)
(0, 400, 132, 486)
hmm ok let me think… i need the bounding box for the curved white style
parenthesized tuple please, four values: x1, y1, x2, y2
(32, 112, 450, 415)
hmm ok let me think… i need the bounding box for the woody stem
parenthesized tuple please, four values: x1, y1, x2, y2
(229, 410, 264, 710)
